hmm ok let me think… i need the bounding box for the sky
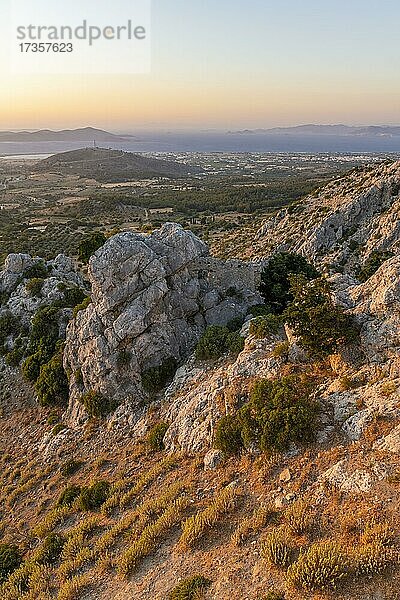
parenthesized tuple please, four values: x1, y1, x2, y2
(1, 0, 400, 130)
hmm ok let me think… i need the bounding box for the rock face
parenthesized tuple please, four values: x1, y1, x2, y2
(64, 224, 263, 424)
(0, 253, 85, 329)
(254, 161, 400, 276)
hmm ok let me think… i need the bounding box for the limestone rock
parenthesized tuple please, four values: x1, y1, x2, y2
(64, 224, 263, 426)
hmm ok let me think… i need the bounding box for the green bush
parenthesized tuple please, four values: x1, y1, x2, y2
(141, 357, 177, 393)
(259, 252, 319, 313)
(25, 277, 44, 297)
(60, 287, 87, 308)
(147, 422, 170, 451)
(22, 351, 43, 382)
(57, 485, 82, 507)
(284, 276, 357, 357)
(0, 544, 22, 583)
(35, 347, 69, 407)
(240, 375, 319, 453)
(249, 314, 282, 338)
(79, 481, 111, 511)
(72, 296, 92, 318)
(79, 390, 118, 418)
(247, 304, 272, 317)
(5, 337, 26, 367)
(23, 261, 49, 280)
(195, 326, 244, 360)
(214, 414, 243, 456)
(36, 533, 65, 565)
(0, 312, 20, 347)
(51, 423, 66, 436)
(78, 232, 107, 264)
(169, 575, 211, 600)
(60, 459, 83, 477)
(358, 250, 394, 282)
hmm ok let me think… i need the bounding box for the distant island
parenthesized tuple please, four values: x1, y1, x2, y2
(0, 127, 134, 143)
(33, 147, 203, 182)
(229, 124, 400, 137)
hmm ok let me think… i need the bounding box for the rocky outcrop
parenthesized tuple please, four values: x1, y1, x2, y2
(254, 161, 400, 276)
(63, 224, 263, 425)
(0, 253, 86, 329)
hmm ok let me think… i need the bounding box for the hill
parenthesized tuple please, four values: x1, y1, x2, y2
(0, 127, 132, 143)
(231, 124, 400, 136)
(33, 147, 203, 182)
(0, 163, 399, 599)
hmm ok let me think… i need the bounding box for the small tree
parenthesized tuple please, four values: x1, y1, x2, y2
(78, 232, 107, 264)
(260, 252, 319, 313)
(284, 276, 357, 357)
(35, 347, 69, 407)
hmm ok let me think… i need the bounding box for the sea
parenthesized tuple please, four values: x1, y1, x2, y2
(2, 131, 400, 157)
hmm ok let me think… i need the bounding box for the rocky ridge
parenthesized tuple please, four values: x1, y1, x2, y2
(254, 160, 400, 275)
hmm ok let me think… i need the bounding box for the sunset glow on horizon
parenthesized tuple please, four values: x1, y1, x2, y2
(1, 0, 400, 131)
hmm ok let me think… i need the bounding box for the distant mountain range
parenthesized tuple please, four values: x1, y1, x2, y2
(33, 147, 203, 182)
(229, 125, 400, 137)
(0, 127, 133, 143)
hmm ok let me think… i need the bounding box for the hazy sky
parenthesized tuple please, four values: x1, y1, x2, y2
(1, 0, 400, 130)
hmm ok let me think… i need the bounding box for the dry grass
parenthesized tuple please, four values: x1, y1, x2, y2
(117, 497, 189, 577)
(261, 526, 294, 568)
(231, 503, 273, 546)
(178, 485, 238, 550)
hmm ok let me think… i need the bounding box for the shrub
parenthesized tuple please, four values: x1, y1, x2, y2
(147, 422, 169, 451)
(79, 481, 111, 511)
(78, 232, 107, 264)
(226, 316, 244, 332)
(5, 343, 25, 367)
(79, 390, 118, 418)
(141, 357, 177, 393)
(0, 544, 22, 582)
(284, 499, 313, 535)
(247, 304, 272, 317)
(169, 575, 211, 600)
(36, 533, 65, 565)
(23, 261, 48, 280)
(57, 485, 82, 507)
(272, 341, 290, 359)
(260, 252, 319, 313)
(196, 326, 244, 360)
(240, 375, 319, 453)
(22, 351, 43, 382)
(75, 368, 84, 386)
(26, 277, 44, 297)
(261, 527, 293, 568)
(60, 459, 83, 477)
(52, 423, 66, 436)
(61, 287, 87, 308)
(353, 542, 396, 576)
(249, 314, 282, 339)
(263, 592, 285, 600)
(284, 276, 357, 357)
(358, 250, 394, 282)
(287, 541, 348, 591)
(0, 311, 20, 347)
(72, 296, 92, 319)
(35, 347, 69, 407)
(214, 414, 243, 456)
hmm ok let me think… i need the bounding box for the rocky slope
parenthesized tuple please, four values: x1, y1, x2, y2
(253, 160, 400, 274)
(0, 161, 399, 600)
(64, 223, 263, 425)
